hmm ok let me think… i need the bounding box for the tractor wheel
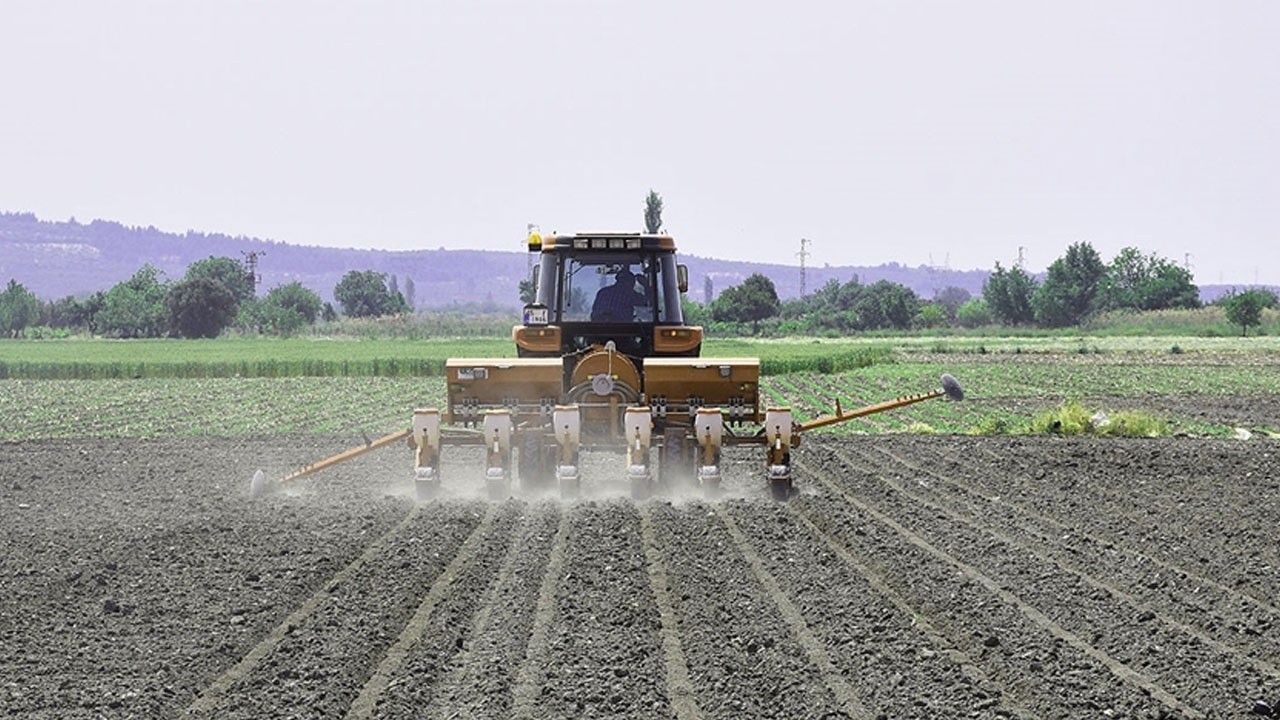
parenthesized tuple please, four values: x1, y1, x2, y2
(518, 433, 553, 493)
(559, 476, 581, 500)
(415, 477, 441, 502)
(630, 474, 652, 501)
(701, 475, 722, 500)
(658, 428, 694, 491)
(487, 476, 510, 501)
(769, 476, 792, 502)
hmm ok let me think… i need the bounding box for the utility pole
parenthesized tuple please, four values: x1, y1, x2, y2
(797, 237, 812, 297)
(241, 251, 264, 294)
(1016, 246, 1026, 269)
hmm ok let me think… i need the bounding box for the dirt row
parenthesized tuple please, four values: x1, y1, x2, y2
(2, 433, 1277, 718)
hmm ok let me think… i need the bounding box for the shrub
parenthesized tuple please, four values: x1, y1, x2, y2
(1031, 400, 1168, 437)
(968, 415, 1010, 436)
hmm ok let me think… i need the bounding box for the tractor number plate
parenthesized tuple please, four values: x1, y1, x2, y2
(523, 306, 549, 326)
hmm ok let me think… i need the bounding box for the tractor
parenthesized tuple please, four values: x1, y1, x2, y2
(256, 232, 962, 501)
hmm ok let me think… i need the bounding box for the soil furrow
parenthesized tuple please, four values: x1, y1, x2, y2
(529, 500, 670, 718)
(7, 433, 1280, 717)
(344, 503, 504, 719)
(185, 506, 425, 716)
(509, 505, 573, 720)
(796, 461, 1190, 718)
(869, 442, 1280, 670)
(649, 500, 843, 719)
(717, 505, 873, 719)
(832, 444, 1278, 716)
(187, 501, 491, 719)
(780, 502, 1037, 719)
(960, 440, 1280, 615)
(638, 503, 705, 720)
(970, 439, 1280, 602)
(385, 501, 561, 720)
(0, 437, 413, 719)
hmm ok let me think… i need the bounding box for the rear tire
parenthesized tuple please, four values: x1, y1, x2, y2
(518, 432, 553, 493)
(769, 476, 792, 501)
(659, 428, 694, 491)
(559, 476, 581, 500)
(487, 477, 509, 501)
(630, 474, 652, 501)
(415, 478, 441, 502)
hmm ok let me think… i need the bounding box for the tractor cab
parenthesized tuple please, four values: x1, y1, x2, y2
(515, 233, 700, 360)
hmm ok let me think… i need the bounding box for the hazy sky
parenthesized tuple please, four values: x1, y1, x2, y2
(3, 1, 1277, 284)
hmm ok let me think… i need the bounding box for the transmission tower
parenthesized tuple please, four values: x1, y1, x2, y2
(241, 251, 265, 293)
(797, 237, 812, 297)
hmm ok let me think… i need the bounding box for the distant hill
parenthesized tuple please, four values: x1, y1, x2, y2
(4, 212, 1268, 309)
(1, 212, 998, 309)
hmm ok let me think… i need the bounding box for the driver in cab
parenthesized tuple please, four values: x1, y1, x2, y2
(591, 265, 648, 322)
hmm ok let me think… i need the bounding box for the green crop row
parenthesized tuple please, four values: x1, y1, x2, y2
(0, 338, 515, 379)
(0, 337, 898, 379)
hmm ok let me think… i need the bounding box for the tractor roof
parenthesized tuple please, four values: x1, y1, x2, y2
(529, 232, 677, 253)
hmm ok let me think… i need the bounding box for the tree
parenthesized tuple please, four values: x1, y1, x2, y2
(917, 303, 947, 328)
(1223, 289, 1274, 336)
(1031, 242, 1105, 327)
(97, 265, 169, 338)
(403, 277, 416, 309)
(333, 270, 409, 318)
(518, 276, 537, 304)
(237, 298, 306, 336)
(0, 279, 40, 337)
(933, 286, 972, 321)
(681, 296, 710, 325)
(46, 291, 105, 333)
(185, 256, 254, 303)
(1099, 247, 1199, 312)
(167, 278, 238, 338)
(644, 189, 664, 234)
(711, 273, 780, 333)
(265, 282, 323, 324)
(982, 262, 1037, 325)
(853, 280, 919, 330)
(955, 298, 993, 328)
(1142, 261, 1200, 311)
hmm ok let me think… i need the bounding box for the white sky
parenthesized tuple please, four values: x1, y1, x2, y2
(2, 1, 1277, 284)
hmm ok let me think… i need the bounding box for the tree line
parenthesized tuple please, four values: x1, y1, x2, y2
(698, 241, 1276, 336)
(0, 258, 413, 338)
(2, 240, 1276, 339)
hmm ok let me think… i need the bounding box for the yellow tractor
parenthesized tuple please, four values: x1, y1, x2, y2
(258, 232, 962, 501)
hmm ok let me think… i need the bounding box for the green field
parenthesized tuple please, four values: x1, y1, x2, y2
(4, 334, 1280, 379)
(2, 335, 1277, 441)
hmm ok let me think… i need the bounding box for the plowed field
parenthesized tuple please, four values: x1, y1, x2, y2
(3, 432, 1278, 719)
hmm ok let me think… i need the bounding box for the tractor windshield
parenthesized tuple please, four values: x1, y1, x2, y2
(537, 251, 684, 325)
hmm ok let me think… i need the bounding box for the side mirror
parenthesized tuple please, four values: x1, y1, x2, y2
(677, 264, 688, 294)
